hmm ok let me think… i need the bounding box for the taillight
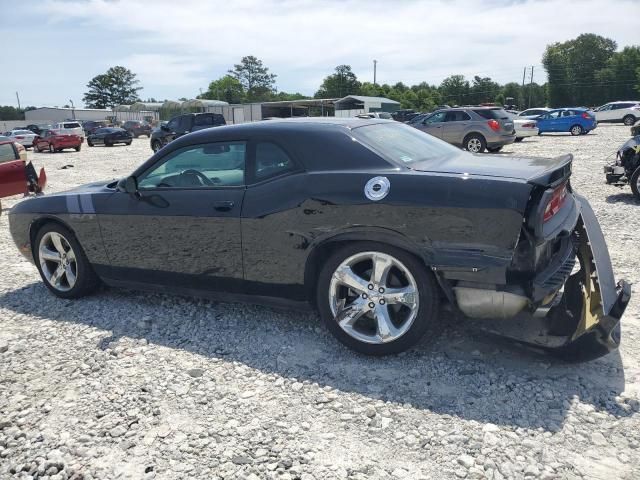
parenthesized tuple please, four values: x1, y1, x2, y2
(487, 119, 500, 132)
(543, 183, 568, 222)
(581, 112, 591, 119)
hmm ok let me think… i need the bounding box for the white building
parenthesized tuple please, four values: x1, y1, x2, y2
(333, 95, 401, 117)
(25, 107, 112, 123)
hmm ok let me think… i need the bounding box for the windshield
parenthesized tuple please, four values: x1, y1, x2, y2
(353, 122, 463, 166)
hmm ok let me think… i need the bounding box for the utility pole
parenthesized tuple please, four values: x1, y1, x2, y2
(521, 67, 527, 109)
(15, 91, 21, 110)
(373, 59, 378, 86)
(528, 66, 534, 108)
(69, 99, 75, 119)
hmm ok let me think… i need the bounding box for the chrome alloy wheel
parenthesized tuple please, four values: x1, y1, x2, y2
(38, 231, 77, 292)
(571, 125, 582, 135)
(467, 138, 482, 153)
(329, 251, 419, 344)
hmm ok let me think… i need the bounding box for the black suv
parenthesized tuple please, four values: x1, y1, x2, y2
(150, 113, 226, 152)
(123, 120, 153, 138)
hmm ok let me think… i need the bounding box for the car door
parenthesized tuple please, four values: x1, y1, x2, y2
(441, 110, 471, 144)
(241, 139, 307, 300)
(96, 140, 247, 293)
(557, 110, 574, 131)
(543, 110, 562, 131)
(0, 143, 26, 197)
(415, 111, 446, 138)
(596, 104, 614, 121)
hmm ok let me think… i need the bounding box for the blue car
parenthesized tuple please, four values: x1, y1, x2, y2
(536, 108, 597, 136)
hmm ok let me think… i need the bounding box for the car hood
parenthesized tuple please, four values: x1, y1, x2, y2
(410, 152, 572, 186)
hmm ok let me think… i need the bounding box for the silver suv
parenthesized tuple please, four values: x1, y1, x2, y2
(412, 107, 516, 153)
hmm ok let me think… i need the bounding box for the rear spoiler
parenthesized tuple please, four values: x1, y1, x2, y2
(527, 153, 572, 187)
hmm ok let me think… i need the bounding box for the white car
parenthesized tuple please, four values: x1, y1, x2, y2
(517, 107, 552, 120)
(594, 101, 640, 126)
(505, 112, 539, 141)
(5, 129, 37, 148)
(52, 121, 84, 140)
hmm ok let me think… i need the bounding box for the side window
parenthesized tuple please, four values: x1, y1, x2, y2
(194, 115, 213, 127)
(548, 111, 561, 119)
(424, 112, 446, 124)
(445, 111, 470, 122)
(0, 143, 18, 163)
(166, 118, 180, 132)
(138, 142, 246, 189)
(178, 116, 191, 132)
(254, 142, 295, 181)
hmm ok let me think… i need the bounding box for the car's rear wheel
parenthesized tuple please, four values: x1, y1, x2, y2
(463, 134, 486, 153)
(75, 145, 81, 152)
(317, 242, 440, 355)
(623, 115, 636, 126)
(514, 137, 524, 142)
(87, 140, 94, 147)
(570, 125, 583, 136)
(631, 167, 640, 200)
(151, 140, 162, 152)
(34, 223, 100, 299)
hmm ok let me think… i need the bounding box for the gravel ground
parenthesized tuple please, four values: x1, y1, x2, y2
(1, 125, 639, 480)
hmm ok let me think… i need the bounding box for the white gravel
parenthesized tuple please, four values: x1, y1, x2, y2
(1, 126, 639, 480)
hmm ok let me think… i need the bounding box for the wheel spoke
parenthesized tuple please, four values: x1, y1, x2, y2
(333, 265, 369, 294)
(50, 265, 65, 287)
(64, 265, 76, 287)
(374, 305, 400, 342)
(383, 285, 418, 307)
(336, 298, 368, 328)
(51, 234, 66, 255)
(370, 253, 393, 285)
(40, 247, 61, 262)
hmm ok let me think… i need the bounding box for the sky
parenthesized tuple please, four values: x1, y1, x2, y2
(1, 0, 639, 108)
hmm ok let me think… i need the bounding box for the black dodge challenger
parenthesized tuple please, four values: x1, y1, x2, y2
(8, 119, 630, 360)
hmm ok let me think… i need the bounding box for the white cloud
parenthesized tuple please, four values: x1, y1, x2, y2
(3, 0, 639, 105)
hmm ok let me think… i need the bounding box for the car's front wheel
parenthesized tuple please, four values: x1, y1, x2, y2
(317, 242, 440, 355)
(630, 167, 640, 200)
(623, 115, 636, 126)
(570, 125, 583, 136)
(463, 133, 486, 153)
(34, 223, 100, 299)
(151, 139, 162, 152)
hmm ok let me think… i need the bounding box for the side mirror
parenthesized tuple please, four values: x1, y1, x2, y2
(117, 175, 139, 195)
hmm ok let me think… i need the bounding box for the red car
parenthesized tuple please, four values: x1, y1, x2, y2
(33, 130, 82, 153)
(0, 140, 46, 212)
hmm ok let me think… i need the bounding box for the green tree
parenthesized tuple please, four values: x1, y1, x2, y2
(228, 56, 277, 102)
(594, 46, 640, 105)
(200, 75, 245, 103)
(359, 82, 381, 97)
(501, 82, 523, 108)
(273, 91, 309, 101)
(315, 65, 361, 98)
(0, 106, 25, 120)
(439, 75, 470, 106)
(543, 34, 617, 107)
(82, 66, 142, 108)
(469, 76, 501, 104)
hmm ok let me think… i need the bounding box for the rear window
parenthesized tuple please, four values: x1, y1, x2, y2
(353, 122, 462, 166)
(0, 143, 18, 162)
(473, 108, 509, 120)
(63, 123, 81, 128)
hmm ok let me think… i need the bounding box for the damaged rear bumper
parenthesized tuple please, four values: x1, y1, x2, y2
(475, 194, 631, 361)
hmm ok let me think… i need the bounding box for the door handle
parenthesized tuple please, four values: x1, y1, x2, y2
(214, 200, 234, 212)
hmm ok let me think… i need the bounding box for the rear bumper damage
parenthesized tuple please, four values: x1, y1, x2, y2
(473, 194, 630, 361)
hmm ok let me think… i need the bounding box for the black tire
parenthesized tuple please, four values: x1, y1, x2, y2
(126, 142, 132, 146)
(75, 145, 81, 152)
(87, 140, 94, 147)
(623, 115, 636, 126)
(514, 137, 524, 143)
(487, 146, 503, 153)
(33, 223, 101, 299)
(151, 140, 162, 152)
(570, 124, 583, 136)
(105, 141, 113, 147)
(631, 167, 640, 200)
(463, 133, 486, 153)
(49, 144, 54, 153)
(316, 242, 440, 356)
